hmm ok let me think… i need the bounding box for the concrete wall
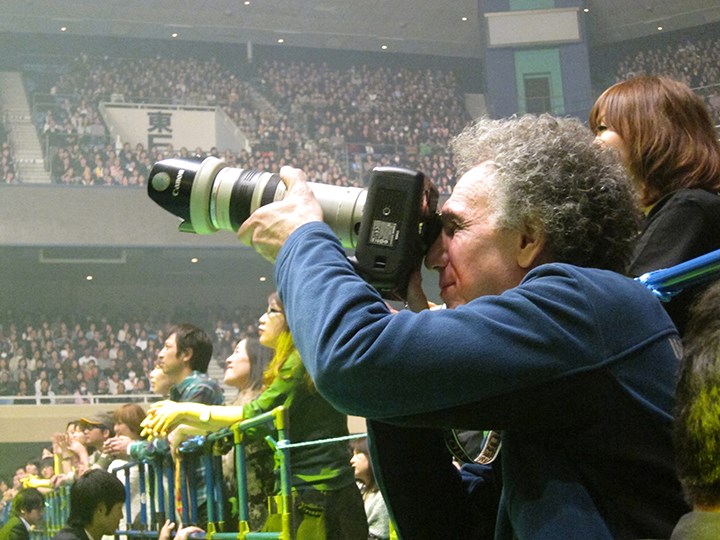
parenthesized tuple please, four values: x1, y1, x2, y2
(0, 184, 239, 248)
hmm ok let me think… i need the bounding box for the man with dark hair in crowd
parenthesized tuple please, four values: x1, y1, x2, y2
(671, 281, 720, 538)
(52, 470, 125, 540)
(0, 488, 45, 540)
(160, 323, 223, 405)
(123, 324, 222, 527)
(237, 114, 688, 538)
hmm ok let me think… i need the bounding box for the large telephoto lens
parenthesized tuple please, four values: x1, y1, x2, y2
(147, 156, 367, 248)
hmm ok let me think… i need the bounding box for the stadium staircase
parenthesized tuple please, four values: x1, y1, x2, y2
(0, 71, 50, 183)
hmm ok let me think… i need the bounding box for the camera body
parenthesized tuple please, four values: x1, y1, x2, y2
(147, 157, 439, 300)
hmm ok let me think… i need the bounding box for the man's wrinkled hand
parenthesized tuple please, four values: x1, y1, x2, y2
(237, 166, 323, 262)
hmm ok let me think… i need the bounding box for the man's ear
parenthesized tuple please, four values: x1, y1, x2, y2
(179, 347, 194, 366)
(95, 501, 108, 517)
(516, 223, 547, 269)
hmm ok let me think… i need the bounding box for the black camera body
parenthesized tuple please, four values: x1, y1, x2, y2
(147, 157, 439, 300)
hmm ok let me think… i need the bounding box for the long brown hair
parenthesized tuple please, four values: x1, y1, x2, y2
(590, 76, 720, 206)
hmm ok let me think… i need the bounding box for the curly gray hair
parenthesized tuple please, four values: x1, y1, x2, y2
(450, 114, 640, 273)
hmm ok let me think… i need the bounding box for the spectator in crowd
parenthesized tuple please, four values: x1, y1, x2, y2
(13, 381, 32, 405)
(129, 324, 223, 526)
(233, 114, 688, 538)
(0, 372, 14, 399)
(143, 294, 368, 539)
(0, 488, 44, 540)
(613, 35, 720, 124)
(350, 437, 391, 540)
(0, 140, 18, 184)
(30, 52, 466, 192)
(220, 337, 274, 530)
(51, 469, 125, 540)
(35, 378, 55, 405)
(671, 281, 720, 538)
(78, 414, 115, 469)
(101, 403, 147, 529)
(148, 366, 171, 398)
(157, 323, 223, 406)
(52, 414, 114, 487)
(590, 75, 720, 334)
(51, 421, 81, 475)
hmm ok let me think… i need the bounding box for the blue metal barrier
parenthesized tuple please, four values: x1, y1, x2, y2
(637, 247, 720, 301)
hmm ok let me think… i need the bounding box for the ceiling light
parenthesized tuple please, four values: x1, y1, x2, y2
(60, 26, 67, 32)
(461, 16, 468, 21)
(171, 32, 179, 38)
(657, 25, 663, 31)
(191, 257, 198, 263)
(86, 275, 93, 281)
(277, 38, 285, 43)
(259, 276, 267, 282)
(381, 44, 388, 50)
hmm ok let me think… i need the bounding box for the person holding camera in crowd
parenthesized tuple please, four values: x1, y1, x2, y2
(225, 114, 688, 539)
(590, 75, 720, 335)
(142, 293, 368, 539)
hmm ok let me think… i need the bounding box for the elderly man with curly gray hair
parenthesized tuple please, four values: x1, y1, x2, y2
(236, 113, 688, 540)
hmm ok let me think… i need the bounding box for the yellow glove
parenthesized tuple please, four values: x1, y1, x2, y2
(21, 475, 52, 489)
(141, 400, 205, 439)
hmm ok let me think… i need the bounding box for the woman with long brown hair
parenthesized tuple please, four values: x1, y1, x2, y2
(590, 75, 720, 333)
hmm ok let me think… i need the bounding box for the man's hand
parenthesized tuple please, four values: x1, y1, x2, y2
(168, 424, 204, 455)
(237, 166, 323, 262)
(103, 435, 133, 458)
(159, 520, 204, 540)
(51, 473, 73, 489)
(51, 432, 67, 454)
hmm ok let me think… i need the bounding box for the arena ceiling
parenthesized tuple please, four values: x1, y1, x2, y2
(1, 0, 719, 58)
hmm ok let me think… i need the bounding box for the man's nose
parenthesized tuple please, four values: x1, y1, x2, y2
(424, 233, 446, 271)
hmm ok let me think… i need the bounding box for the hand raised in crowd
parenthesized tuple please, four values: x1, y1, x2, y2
(159, 519, 204, 540)
(66, 435, 89, 463)
(237, 166, 323, 262)
(103, 435, 133, 458)
(51, 432, 68, 455)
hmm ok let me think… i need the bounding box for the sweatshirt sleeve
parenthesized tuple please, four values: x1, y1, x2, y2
(275, 222, 675, 424)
